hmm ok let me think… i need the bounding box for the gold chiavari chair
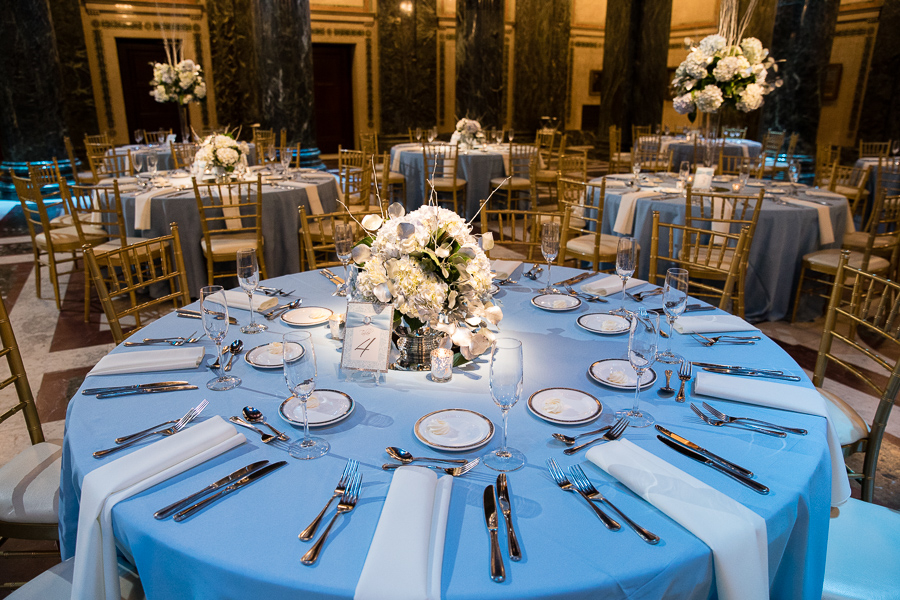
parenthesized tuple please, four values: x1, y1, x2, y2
(534, 134, 568, 203)
(758, 130, 786, 178)
(769, 133, 799, 180)
(479, 206, 564, 263)
(649, 210, 751, 311)
(489, 143, 535, 211)
(534, 131, 558, 165)
(298, 206, 379, 271)
(859, 140, 890, 159)
(64, 136, 93, 186)
(84, 132, 112, 146)
(722, 126, 747, 139)
(338, 147, 374, 212)
(193, 175, 267, 285)
(88, 150, 134, 183)
(253, 129, 276, 163)
(815, 143, 841, 188)
(558, 178, 628, 271)
(144, 129, 172, 145)
(84, 138, 114, 184)
(29, 160, 78, 229)
(359, 132, 379, 155)
(276, 143, 300, 169)
(717, 152, 754, 176)
(829, 163, 871, 222)
(841, 190, 900, 265)
(171, 142, 198, 170)
(84, 223, 191, 344)
(557, 153, 588, 183)
(376, 151, 406, 207)
(424, 142, 466, 214)
(608, 125, 632, 174)
(631, 125, 652, 142)
(279, 128, 288, 150)
(633, 144, 673, 173)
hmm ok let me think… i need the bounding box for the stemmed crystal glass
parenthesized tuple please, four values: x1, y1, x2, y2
(632, 157, 642, 186)
(236, 248, 266, 334)
(280, 146, 292, 172)
(333, 223, 354, 297)
(147, 152, 158, 176)
(739, 162, 751, 189)
(615, 311, 659, 428)
(201, 285, 241, 391)
(538, 222, 560, 294)
(415, 127, 423, 143)
(788, 159, 801, 194)
(615, 237, 637, 313)
(483, 338, 525, 472)
(427, 127, 437, 143)
(892, 140, 900, 167)
(507, 129, 515, 143)
(284, 331, 329, 460)
(132, 152, 145, 184)
(267, 144, 277, 166)
(657, 268, 688, 364)
(134, 129, 144, 145)
(678, 161, 690, 193)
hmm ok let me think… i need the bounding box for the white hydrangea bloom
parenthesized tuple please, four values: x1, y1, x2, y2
(699, 34, 727, 57)
(741, 37, 766, 65)
(673, 93, 695, 115)
(695, 85, 724, 112)
(684, 51, 709, 79)
(216, 147, 239, 166)
(736, 83, 765, 112)
(713, 55, 751, 82)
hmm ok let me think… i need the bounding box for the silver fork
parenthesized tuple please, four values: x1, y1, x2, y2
(563, 418, 629, 455)
(265, 299, 302, 320)
(690, 403, 786, 437)
(691, 333, 758, 346)
(568, 465, 660, 544)
(94, 399, 208, 458)
(552, 424, 613, 445)
(301, 473, 361, 565)
(675, 361, 692, 403)
(700, 402, 806, 435)
(523, 265, 543, 280)
(125, 331, 196, 347)
(381, 458, 479, 476)
(564, 284, 607, 303)
(299, 459, 359, 541)
(626, 288, 663, 302)
(546, 458, 620, 530)
(496, 276, 518, 285)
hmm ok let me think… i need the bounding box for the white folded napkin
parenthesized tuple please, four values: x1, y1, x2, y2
(782, 197, 835, 244)
(605, 179, 628, 188)
(219, 290, 277, 313)
(694, 371, 851, 507)
(134, 187, 175, 230)
(355, 467, 452, 600)
(274, 180, 324, 214)
(98, 177, 137, 186)
(587, 439, 768, 600)
(581, 275, 647, 296)
(490, 260, 522, 279)
(711, 196, 735, 242)
(673, 314, 759, 334)
(88, 346, 205, 376)
(71, 417, 245, 600)
(613, 191, 658, 235)
(805, 190, 857, 232)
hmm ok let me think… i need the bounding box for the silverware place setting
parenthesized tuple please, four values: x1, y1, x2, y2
(173, 460, 288, 522)
(691, 333, 759, 346)
(94, 399, 209, 458)
(689, 403, 786, 437)
(483, 484, 506, 582)
(381, 458, 480, 476)
(264, 298, 303, 320)
(697, 402, 807, 435)
(301, 472, 362, 565)
(563, 284, 607, 303)
(567, 465, 659, 544)
(675, 361, 692, 403)
(385, 446, 469, 465)
(691, 362, 783, 375)
(155, 459, 272, 519)
(82, 380, 189, 396)
(625, 287, 663, 302)
(228, 415, 293, 450)
(552, 423, 614, 445)
(243, 406, 290, 440)
(177, 308, 238, 325)
(123, 331, 205, 346)
(258, 286, 295, 296)
(300, 459, 359, 541)
(224, 340, 244, 372)
(562, 418, 629, 455)
(496, 474, 522, 561)
(522, 265, 543, 280)
(546, 458, 620, 529)
(700, 367, 802, 382)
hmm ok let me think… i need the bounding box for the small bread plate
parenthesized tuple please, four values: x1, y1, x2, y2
(278, 390, 354, 428)
(532, 293, 581, 311)
(414, 408, 494, 452)
(577, 312, 631, 335)
(281, 306, 333, 326)
(244, 342, 305, 370)
(527, 388, 603, 425)
(588, 358, 657, 390)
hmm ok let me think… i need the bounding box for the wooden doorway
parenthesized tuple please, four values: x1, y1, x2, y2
(116, 38, 180, 142)
(313, 44, 355, 154)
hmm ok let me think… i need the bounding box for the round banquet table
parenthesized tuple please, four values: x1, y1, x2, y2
(109, 144, 260, 173)
(654, 136, 762, 167)
(58, 267, 831, 599)
(593, 174, 853, 322)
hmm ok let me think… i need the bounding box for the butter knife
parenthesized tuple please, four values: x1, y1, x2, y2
(553, 271, 599, 286)
(691, 362, 784, 375)
(96, 385, 198, 399)
(648, 304, 716, 314)
(155, 460, 270, 519)
(177, 310, 238, 325)
(496, 474, 522, 561)
(655, 424, 753, 477)
(702, 367, 801, 382)
(482, 485, 505, 583)
(657, 436, 769, 494)
(173, 460, 287, 521)
(82, 381, 189, 395)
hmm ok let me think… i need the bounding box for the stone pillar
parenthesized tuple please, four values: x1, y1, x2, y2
(737, 0, 777, 142)
(512, 0, 570, 133)
(760, 0, 841, 155)
(456, 0, 504, 129)
(857, 0, 900, 145)
(207, 0, 258, 132)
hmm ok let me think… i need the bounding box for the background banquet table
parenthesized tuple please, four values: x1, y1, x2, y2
(109, 143, 260, 173)
(594, 175, 852, 321)
(652, 136, 762, 167)
(855, 157, 900, 201)
(58, 267, 831, 599)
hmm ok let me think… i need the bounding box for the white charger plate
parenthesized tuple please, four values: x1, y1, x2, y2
(244, 342, 305, 369)
(532, 293, 581, 311)
(527, 388, 603, 425)
(281, 307, 333, 326)
(588, 358, 657, 390)
(577, 313, 630, 335)
(414, 409, 494, 452)
(278, 390, 354, 428)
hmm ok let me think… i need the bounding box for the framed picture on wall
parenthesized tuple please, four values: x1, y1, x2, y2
(822, 64, 842, 102)
(589, 70, 603, 96)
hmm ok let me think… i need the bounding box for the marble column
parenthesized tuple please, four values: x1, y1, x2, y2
(857, 0, 900, 144)
(512, 0, 570, 133)
(760, 0, 841, 155)
(456, 0, 504, 129)
(207, 0, 258, 131)
(737, 0, 777, 142)
(378, 0, 438, 134)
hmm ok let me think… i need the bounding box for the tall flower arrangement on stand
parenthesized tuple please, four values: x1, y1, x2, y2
(450, 118, 485, 150)
(148, 43, 207, 142)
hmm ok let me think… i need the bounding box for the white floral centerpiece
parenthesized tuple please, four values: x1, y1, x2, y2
(149, 59, 207, 105)
(450, 118, 485, 150)
(194, 133, 249, 174)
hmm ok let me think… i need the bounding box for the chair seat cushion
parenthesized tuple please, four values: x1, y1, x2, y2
(817, 387, 869, 447)
(840, 231, 896, 250)
(490, 176, 530, 189)
(7, 556, 145, 600)
(803, 248, 890, 273)
(0, 441, 61, 524)
(375, 171, 405, 184)
(92, 237, 151, 255)
(200, 233, 259, 258)
(535, 169, 557, 182)
(35, 225, 106, 249)
(833, 185, 866, 199)
(822, 498, 900, 600)
(567, 233, 632, 257)
(428, 177, 466, 190)
(49, 214, 75, 227)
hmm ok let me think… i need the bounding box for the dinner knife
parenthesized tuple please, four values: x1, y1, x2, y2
(648, 304, 716, 315)
(173, 460, 287, 521)
(82, 381, 189, 395)
(691, 362, 784, 375)
(657, 436, 769, 495)
(496, 474, 522, 561)
(96, 385, 198, 399)
(553, 271, 599, 286)
(176, 309, 238, 325)
(155, 460, 270, 519)
(702, 367, 802, 382)
(320, 270, 345, 285)
(655, 425, 753, 477)
(482, 485, 505, 583)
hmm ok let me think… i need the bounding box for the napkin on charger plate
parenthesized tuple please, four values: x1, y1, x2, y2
(490, 260, 522, 279)
(694, 371, 851, 507)
(355, 467, 452, 600)
(217, 290, 278, 313)
(88, 346, 205, 376)
(587, 439, 768, 600)
(581, 275, 647, 297)
(71, 417, 246, 600)
(673, 314, 759, 334)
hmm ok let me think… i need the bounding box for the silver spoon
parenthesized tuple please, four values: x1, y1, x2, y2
(266, 299, 302, 320)
(385, 446, 469, 465)
(243, 406, 289, 441)
(224, 340, 243, 372)
(551, 424, 613, 445)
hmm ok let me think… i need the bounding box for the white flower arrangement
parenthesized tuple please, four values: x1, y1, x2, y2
(193, 133, 248, 171)
(450, 118, 485, 149)
(149, 59, 207, 105)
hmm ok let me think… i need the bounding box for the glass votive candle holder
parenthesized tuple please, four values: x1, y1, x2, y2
(328, 313, 345, 340)
(430, 348, 453, 383)
(731, 181, 743, 193)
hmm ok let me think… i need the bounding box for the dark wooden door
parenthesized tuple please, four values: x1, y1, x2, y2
(313, 44, 355, 154)
(116, 38, 180, 142)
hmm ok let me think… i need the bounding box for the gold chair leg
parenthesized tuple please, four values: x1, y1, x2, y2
(48, 260, 61, 310)
(84, 263, 91, 322)
(791, 265, 807, 323)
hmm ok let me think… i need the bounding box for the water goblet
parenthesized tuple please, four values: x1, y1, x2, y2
(415, 127, 423, 143)
(427, 126, 437, 143)
(333, 223, 354, 297)
(237, 248, 267, 334)
(657, 268, 688, 364)
(134, 129, 144, 145)
(284, 331, 329, 460)
(147, 152, 158, 176)
(632, 158, 642, 186)
(615, 237, 637, 312)
(267, 144, 277, 166)
(615, 312, 659, 428)
(507, 129, 515, 143)
(788, 159, 801, 193)
(280, 146, 292, 172)
(739, 162, 751, 188)
(537, 222, 560, 294)
(132, 152, 145, 179)
(482, 338, 525, 472)
(201, 285, 241, 391)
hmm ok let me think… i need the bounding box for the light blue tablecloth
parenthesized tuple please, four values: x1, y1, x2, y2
(59, 267, 831, 599)
(662, 138, 762, 168)
(112, 144, 260, 174)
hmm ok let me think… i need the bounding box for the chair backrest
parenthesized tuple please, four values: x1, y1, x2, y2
(534, 131, 557, 163)
(557, 177, 610, 267)
(874, 156, 900, 200)
(298, 206, 377, 270)
(84, 224, 191, 344)
(722, 126, 747, 139)
(859, 140, 890, 158)
(0, 294, 43, 445)
(144, 129, 172, 145)
(717, 152, 754, 176)
(684, 186, 764, 250)
(253, 129, 276, 161)
(762, 130, 786, 155)
(422, 142, 460, 188)
(280, 128, 288, 149)
(359, 132, 378, 155)
(89, 150, 133, 180)
(61, 181, 126, 249)
(11, 174, 55, 253)
(830, 163, 871, 216)
(84, 133, 112, 147)
(27, 160, 63, 198)
(649, 210, 750, 310)
(63, 136, 88, 185)
(609, 125, 623, 157)
(506, 143, 538, 179)
(631, 125, 652, 143)
(339, 147, 373, 207)
(815, 143, 841, 187)
(479, 206, 564, 263)
(784, 133, 800, 162)
(557, 153, 587, 182)
(633, 145, 673, 173)
(171, 143, 198, 169)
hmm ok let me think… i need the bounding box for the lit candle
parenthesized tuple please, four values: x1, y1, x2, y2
(328, 313, 346, 340)
(430, 348, 453, 383)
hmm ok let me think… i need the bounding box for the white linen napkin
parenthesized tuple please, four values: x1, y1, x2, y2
(98, 177, 137, 186)
(490, 260, 522, 279)
(711, 196, 735, 242)
(71, 417, 246, 600)
(694, 371, 851, 507)
(134, 187, 175, 230)
(587, 439, 768, 600)
(219, 290, 277, 313)
(781, 197, 836, 244)
(274, 180, 324, 214)
(613, 190, 657, 235)
(355, 467, 453, 600)
(605, 179, 628, 188)
(805, 190, 856, 233)
(673, 314, 759, 334)
(581, 275, 647, 296)
(88, 346, 205, 376)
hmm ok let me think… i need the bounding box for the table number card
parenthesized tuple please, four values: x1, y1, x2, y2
(694, 167, 715, 191)
(341, 302, 394, 373)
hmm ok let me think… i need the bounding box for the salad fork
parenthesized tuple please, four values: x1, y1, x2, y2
(301, 473, 361, 565)
(564, 284, 607, 303)
(94, 399, 208, 458)
(546, 458, 620, 530)
(523, 265, 543, 280)
(675, 361, 692, 403)
(563, 418, 628, 455)
(552, 424, 613, 445)
(381, 458, 479, 476)
(626, 288, 663, 302)
(700, 402, 807, 435)
(691, 333, 758, 346)
(690, 403, 786, 437)
(299, 459, 359, 541)
(568, 465, 659, 544)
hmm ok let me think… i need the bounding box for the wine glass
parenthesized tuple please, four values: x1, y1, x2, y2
(508, 129, 515, 143)
(678, 160, 690, 191)
(147, 151, 158, 176)
(788, 159, 801, 193)
(739, 162, 751, 189)
(267, 144, 277, 165)
(134, 129, 144, 145)
(132, 152, 145, 179)
(280, 146, 292, 172)
(415, 127, 423, 143)
(333, 222, 354, 297)
(201, 285, 241, 391)
(284, 331, 329, 460)
(892, 140, 900, 167)
(657, 268, 688, 364)
(237, 248, 266, 334)
(538, 222, 560, 294)
(615, 237, 637, 313)
(615, 311, 659, 428)
(632, 157, 642, 186)
(427, 127, 437, 143)
(482, 338, 525, 472)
